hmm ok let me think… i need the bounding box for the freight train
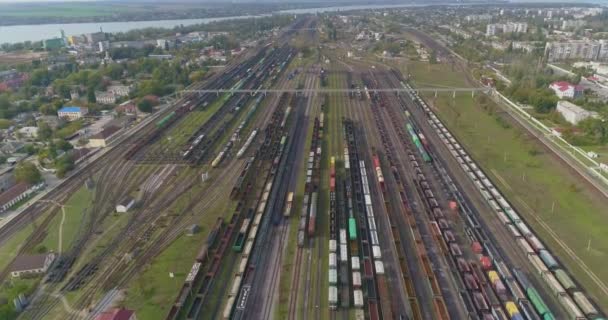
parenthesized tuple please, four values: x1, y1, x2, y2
(401, 80, 605, 320)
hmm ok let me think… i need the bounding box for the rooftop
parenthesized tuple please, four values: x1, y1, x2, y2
(9, 254, 51, 272)
(0, 182, 30, 207)
(550, 81, 583, 92)
(96, 308, 135, 320)
(557, 100, 594, 115)
(58, 106, 84, 113)
(90, 126, 120, 140)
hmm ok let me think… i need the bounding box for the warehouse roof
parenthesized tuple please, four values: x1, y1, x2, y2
(90, 126, 120, 140)
(0, 182, 30, 207)
(9, 254, 50, 272)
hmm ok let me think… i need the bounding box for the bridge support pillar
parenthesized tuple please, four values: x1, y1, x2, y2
(435, 90, 437, 98)
(453, 91, 456, 99)
(472, 91, 475, 98)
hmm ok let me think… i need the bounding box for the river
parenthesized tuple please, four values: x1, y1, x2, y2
(0, 3, 441, 45)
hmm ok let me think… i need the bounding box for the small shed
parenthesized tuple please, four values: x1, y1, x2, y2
(115, 197, 135, 213)
(185, 224, 200, 236)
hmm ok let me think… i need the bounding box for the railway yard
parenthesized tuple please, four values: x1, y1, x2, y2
(0, 12, 607, 320)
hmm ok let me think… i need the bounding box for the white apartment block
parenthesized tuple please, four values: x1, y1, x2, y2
(107, 85, 133, 97)
(544, 41, 605, 62)
(95, 91, 117, 104)
(561, 20, 586, 30)
(486, 22, 528, 37)
(465, 14, 492, 22)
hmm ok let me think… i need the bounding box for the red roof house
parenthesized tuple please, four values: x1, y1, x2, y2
(549, 81, 583, 99)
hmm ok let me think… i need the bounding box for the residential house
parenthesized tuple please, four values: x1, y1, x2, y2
(549, 81, 584, 99)
(17, 127, 38, 139)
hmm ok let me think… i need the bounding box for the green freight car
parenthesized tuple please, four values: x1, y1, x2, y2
(156, 111, 176, 128)
(527, 287, 553, 319)
(348, 217, 357, 240)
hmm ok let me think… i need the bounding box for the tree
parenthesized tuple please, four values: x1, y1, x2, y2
(87, 88, 96, 103)
(0, 118, 11, 129)
(429, 50, 438, 64)
(15, 162, 42, 184)
(55, 156, 74, 178)
(137, 99, 154, 113)
(37, 122, 53, 141)
(189, 70, 207, 83)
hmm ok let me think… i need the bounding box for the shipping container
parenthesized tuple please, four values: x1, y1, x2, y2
(527, 287, 549, 317)
(352, 272, 362, 288)
(473, 292, 489, 312)
(539, 250, 558, 270)
(505, 301, 519, 317)
(517, 238, 535, 255)
(223, 296, 235, 319)
(329, 286, 338, 308)
(542, 272, 566, 296)
(558, 295, 585, 319)
(517, 300, 540, 320)
(375, 261, 385, 275)
(464, 273, 479, 290)
(554, 269, 576, 291)
(507, 277, 526, 302)
(230, 276, 242, 296)
(340, 245, 348, 262)
(329, 253, 337, 269)
(527, 235, 545, 252)
(529, 254, 549, 274)
(352, 256, 360, 270)
(480, 256, 492, 270)
(457, 258, 471, 273)
(329, 269, 337, 285)
(572, 291, 598, 317)
(353, 290, 364, 307)
(329, 240, 337, 253)
(372, 246, 382, 259)
(513, 269, 530, 290)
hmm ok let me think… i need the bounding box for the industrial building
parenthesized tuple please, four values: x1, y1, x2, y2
(556, 100, 597, 124)
(9, 253, 56, 278)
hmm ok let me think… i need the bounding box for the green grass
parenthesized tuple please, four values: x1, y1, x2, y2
(406, 61, 469, 88)
(409, 62, 608, 309)
(123, 203, 231, 319)
(38, 186, 93, 253)
(0, 225, 35, 273)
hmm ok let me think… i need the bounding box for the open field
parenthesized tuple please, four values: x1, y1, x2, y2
(0, 224, 35, 272)
(400, 60, 608, 309)
(124, 187, 235, 319)
(38, 186, 93, 253)
(0, 51, 47, 66)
